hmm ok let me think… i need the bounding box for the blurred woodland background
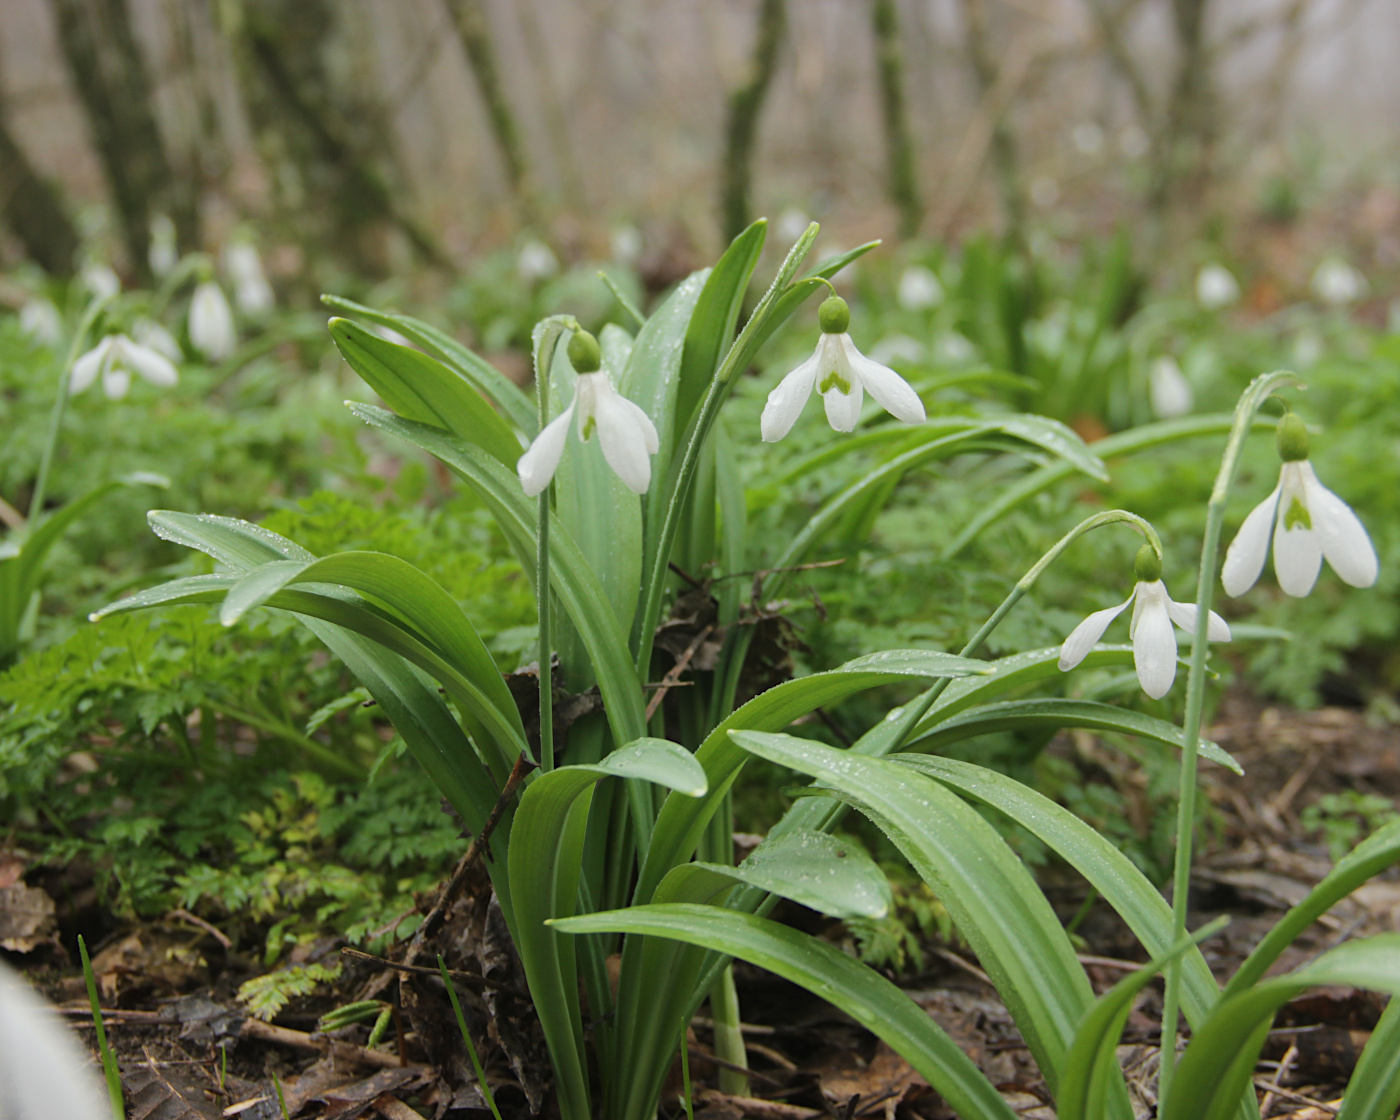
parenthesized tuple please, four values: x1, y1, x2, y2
(0, 0, 1397, 294)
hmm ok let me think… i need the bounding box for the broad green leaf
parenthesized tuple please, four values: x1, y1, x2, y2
(553, 904, 1018, 1120)
(910, 698, 1243, 774)
(656, 827, 890, 920)
(328, 318, 522, 467)
(1336, 995, 1400, 1120)
(322, 294, 536, 433)
(728, 731, 1101, 1100)
(1165, 936, 1400, 1120)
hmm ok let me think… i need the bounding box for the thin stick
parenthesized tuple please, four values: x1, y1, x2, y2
(339, 948, 529, 999)
(645, 624, 713, 720)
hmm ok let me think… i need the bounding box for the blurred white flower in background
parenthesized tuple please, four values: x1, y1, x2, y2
(934, 332, 976, 365)
(373, 324, 413, 348)
(19, 298, 63, 347)
(0, 960, 108, 1120)
(80, 263, 120, 302)
(517, 238, 560, 284)
(1119, 125, 1150, 159)
(869, 333, 926, 367)
(1292, 329, 1324, 368)
(1195, 263, 1240, 310)
(1310, 257, 1366, 306)
(223, 242, 275, 315)
(775, 207, 812, 244)
(132, 317, 181, 361)
(1148, 355, 1193, 419)
(189, 280, 236, 360)
(610, 224, 643, 265)
(148, 214, 178, 277)
(896, 265, 943, 311)
(1072, 122, 1104, 155)
(71, 333, 178, 399)
(1030, 177, 1061, 209)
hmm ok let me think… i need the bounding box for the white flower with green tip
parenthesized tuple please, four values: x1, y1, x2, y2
(189, 280, 236, 360)
(1059, 545, 1230, 700)
(1222, 413, 1377, 598)
(70, 333, 179, 399)
(761, 296, 926, 442)
(517, 330, 659, 496)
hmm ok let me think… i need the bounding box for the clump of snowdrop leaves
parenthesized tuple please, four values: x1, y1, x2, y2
(1195, 263, 1240, 310)
(188, 279, 237, 360)
(1059, 544, 1230, 699)
(71, 332, 178, 399)
(517, 329, 659, 496)
(1222, 412, 1377, 598)
(761, 295, 926, 442)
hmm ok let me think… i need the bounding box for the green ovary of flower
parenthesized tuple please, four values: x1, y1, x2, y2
(819, 369, 852, 394)
(1283, 497, 1311, 530)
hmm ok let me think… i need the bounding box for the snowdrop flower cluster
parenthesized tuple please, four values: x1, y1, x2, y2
(517, 330, 659, 496)
(1223, 413, 1377, 598)
(1195, 263, 1240, 310)
(71, 332, 179, 399)
(188, 279, 236, 360)
(148, 214, 178, 277)
(224, 241, 275, 315)
(1310, 258, 1366, 307)
(1059, 545, 1230, 699)
(1148, 355, 1193, 419)
(761, 296, 926, 442)
(896, 265, 943, 311)
(19, 298, 63, 347)
(0, 961, 108, 1120)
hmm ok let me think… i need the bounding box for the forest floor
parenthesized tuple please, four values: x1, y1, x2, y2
(19, 688, 1400, 1120)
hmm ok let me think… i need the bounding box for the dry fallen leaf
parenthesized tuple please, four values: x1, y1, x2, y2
(0, 882, 56, 951)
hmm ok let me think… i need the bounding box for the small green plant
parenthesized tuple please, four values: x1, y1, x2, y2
(438, 954, 505, 1120)
(238, 960, 344, 1022)
(1302, 791, 1399, 861)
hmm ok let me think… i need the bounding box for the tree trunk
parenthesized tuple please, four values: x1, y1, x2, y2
(720, 0, 785, 244)
(443, 0, 540, 223)
(0, 77, 80, 277)
(962, 0, 1024, 245)
(871, 0, 922, 239)
(1149, 0, 1215, 215)
(48, 0, 196, 280)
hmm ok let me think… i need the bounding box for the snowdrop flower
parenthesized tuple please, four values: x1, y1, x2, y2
(517, 238, 559, 284)
(223, 242, 275, 315)
(70, 333, 178, 399)
(1072, 122, 1104, 155)
(80, 263, 120, 301)
(148, 213, 178, 277)
(188, 279, 236, 360)
(775, 207, 812, 244)
(869, 333, 925, 367)
(131, 317, 181, 361)
(610, 224, 643, 265)
(1222, 413, 1377, 598)
(0, 960, 108, 1120)
(517, 330, 659, 496)
(1310, 258, 1366, 306)
(1195, 263, 1240, 310)
(1119, 125, 1150, 159)
(761, 296, 926, 442)
(1059, 545, 1230, 700)
(897, 265, 943, 311)
(19, 298, 63, 346)
(1149, 355, 1193, 419)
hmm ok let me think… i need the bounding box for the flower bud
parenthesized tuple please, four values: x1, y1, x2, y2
(818, 296, 850, 335)
(1133, 543, 1162, 583)
(567, 329, 602, 373)
(1276, 413, 1309, 462)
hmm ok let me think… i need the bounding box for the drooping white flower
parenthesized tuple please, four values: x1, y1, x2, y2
(1149, 355, 1193, 419)
(761, 296, 926, 442)
(80, 263, 120, 301)
(19, 299, 63, 347)
(775, 207, 812, 244)
(1310, 257, 1366, 307)
(1059, 545, 1230, 700)
(1030, 177, 1061, 208)
(1072, 122, 1104, 155)
(897, 265, 943, 311)
(1195, 263, 1240, 310)
(1119, 125, 1150, 159)
(131, 317, 181, 361)
(149, 213, 178, 277)
(517, 238, 559, 284)
(223, 242, 275, 315)
(869, 333, 925, 367)
(610, 224, 644, 265)
(517, 331, 659, 496)
(70, 333, 179, 399)
(0, 960, 109, 1120)
(188, 280, 236, 360)
(1222, 414, 1377, 598)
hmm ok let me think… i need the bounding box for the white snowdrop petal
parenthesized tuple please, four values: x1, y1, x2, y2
(1222, 485, 1280, 597)
(1149, 356, 1193, 419)
(822, 382, 864, 432)
(616, 395, 660, 455)
(1058, 599, 1131, 671)
(1165, 600, 1231, 642)
(102, 363, 131, 399)
(593, 388, 653, 493)
(0, 961, 110, 1120)
(123, 340, 179, 387)
(1302, 464, 1378, 589)
(844, 341, 926, 424)
(517, 404, 574, 496)
(189, 281, 236, 360)
(1273, 523, 1322, 597)
(69, 338, 109, 395)
(761, 352, 820, 442)
(1132, 597, 1179, 699)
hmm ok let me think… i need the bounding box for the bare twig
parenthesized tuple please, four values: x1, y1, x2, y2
(340, 947, 529, 999)
(166, 908, 232, 950)
(646, 625, 713, 720)
(239, 1019, 405, 1070)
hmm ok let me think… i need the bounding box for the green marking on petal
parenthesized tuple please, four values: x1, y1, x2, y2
(819, 370, 852, 394)
(581, 416, 596, 440)
(1283, 496, 1311, 530)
